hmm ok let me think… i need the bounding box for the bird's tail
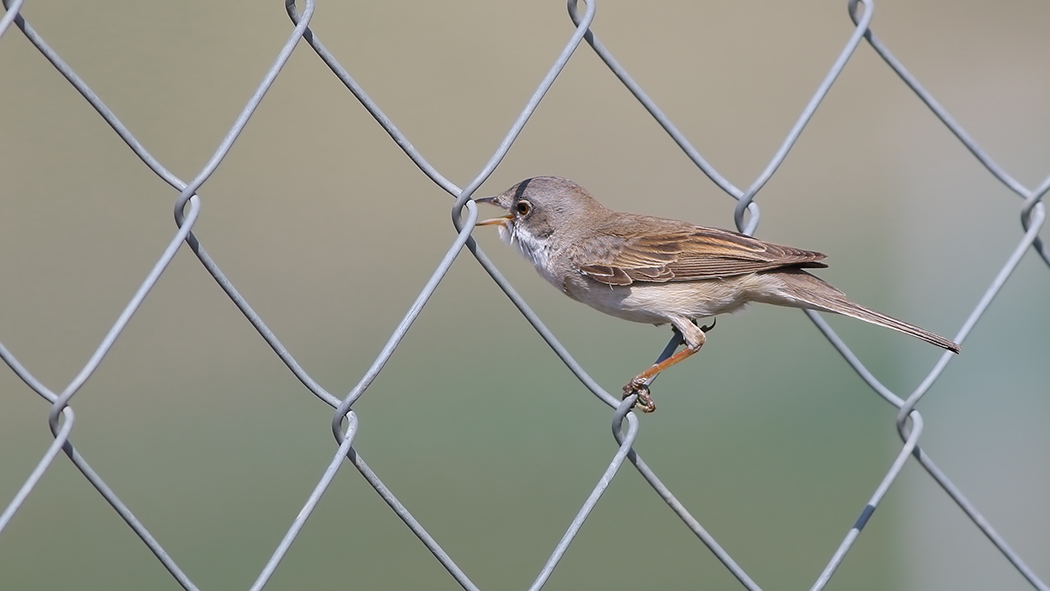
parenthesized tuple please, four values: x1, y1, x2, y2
(769, 269, 960, 353)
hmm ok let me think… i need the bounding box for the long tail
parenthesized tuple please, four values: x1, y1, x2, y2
(771, 269, 960, 353)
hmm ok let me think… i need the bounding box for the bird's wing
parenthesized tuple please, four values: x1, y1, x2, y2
(575, 223, 827, 286)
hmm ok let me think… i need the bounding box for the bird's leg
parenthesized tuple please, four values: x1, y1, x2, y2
(622, 317, 712, 413)
(622, 347, 698, 412)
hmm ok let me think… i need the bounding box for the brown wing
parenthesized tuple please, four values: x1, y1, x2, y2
(576, 222, 827, 286)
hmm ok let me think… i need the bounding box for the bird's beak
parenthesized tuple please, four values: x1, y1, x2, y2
(474, 195, 512, 226)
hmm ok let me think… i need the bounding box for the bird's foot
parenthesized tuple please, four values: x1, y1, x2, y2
(623, 378, 656, 413)
(698, 317, 716, 334)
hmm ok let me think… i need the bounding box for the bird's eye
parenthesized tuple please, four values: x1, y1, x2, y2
(515, 200, 532, 215)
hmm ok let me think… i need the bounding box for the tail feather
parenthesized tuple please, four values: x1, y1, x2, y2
(773, 270, 960, 353)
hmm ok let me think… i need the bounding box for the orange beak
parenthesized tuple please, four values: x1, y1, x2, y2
(474, 196, 512, 226)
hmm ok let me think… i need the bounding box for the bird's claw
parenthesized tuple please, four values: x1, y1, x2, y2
(623, 378, 656, 413)
(699, 317, 716, 333)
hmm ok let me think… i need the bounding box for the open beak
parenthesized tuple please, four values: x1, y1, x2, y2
(474, 196, 512, 226)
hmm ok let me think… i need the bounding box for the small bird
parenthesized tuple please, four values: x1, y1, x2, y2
(475, 176, 960, 412)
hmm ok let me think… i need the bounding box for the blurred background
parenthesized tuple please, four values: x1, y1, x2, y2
(1, 0, 1048, 589)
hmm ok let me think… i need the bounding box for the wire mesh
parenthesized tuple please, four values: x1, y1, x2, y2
(1, 0, 1047, 589)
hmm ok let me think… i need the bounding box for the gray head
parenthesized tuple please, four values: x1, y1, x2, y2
(475, 176, 603, 237)
(475, 176, 604, 272)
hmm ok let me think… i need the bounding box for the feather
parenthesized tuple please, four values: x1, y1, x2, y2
(575, 221, 827, 285)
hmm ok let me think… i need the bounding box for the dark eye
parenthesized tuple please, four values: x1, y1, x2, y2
(515, 200, 532, 216)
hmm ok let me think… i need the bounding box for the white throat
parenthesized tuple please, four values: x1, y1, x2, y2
(498, 222, 560, 288)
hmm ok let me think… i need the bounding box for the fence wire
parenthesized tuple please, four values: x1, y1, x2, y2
(1, 0, 1047, 589)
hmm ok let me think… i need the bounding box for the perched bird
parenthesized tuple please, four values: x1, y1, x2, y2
(475, 176, 959, 412)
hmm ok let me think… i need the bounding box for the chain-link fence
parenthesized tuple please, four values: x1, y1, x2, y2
(1, 0, 1047, 589)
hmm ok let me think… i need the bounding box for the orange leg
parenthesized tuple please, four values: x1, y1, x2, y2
(622, 347, 699, 412)
(622, 320, 713, 413)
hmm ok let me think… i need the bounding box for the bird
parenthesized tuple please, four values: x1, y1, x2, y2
(475, 176, 959, 412)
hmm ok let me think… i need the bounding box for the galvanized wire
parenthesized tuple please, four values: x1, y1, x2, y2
(1, 0, 1047, 589)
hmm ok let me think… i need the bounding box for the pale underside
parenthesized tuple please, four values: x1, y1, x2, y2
(498, 218, 827, 348)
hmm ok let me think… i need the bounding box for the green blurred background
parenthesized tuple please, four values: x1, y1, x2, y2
(1, 1, 1048, 589)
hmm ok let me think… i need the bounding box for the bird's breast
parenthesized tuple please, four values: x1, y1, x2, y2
(564, 274, 763, 324)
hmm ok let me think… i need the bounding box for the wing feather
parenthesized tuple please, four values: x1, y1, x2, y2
(574, 221, 827, 286)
